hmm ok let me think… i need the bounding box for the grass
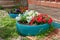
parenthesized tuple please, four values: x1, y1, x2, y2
(0, 16, 19, 40)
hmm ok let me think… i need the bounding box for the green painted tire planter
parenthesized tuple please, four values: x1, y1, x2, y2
(9, 13, 18, 18)
(16, 21, 50, 36)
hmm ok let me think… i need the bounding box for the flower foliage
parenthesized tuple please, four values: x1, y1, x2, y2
(16, 10, 53, 25)
(9, 6, 28, 14)
(20, 6, 28, 13)
(9, 9, 21, 14)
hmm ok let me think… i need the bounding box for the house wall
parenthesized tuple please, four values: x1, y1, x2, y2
(28, 0, 60, 8)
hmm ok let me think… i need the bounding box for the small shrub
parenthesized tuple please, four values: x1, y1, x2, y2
(0, 6, 4, 10)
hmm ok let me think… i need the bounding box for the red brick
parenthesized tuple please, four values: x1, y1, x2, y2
(28, 0, 60, 8)
(35, 1, 41, 6)
(55, 0, 60, 2)
(57, 4, 60, 8)
(28, 0, 36, 4)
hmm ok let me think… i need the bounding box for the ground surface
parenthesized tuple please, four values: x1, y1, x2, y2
(29, 5, 60, 22)
(0, 5, 60, 40)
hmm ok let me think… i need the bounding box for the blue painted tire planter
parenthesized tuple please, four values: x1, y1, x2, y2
(16, 21, 50, 36)
(52, 22, 60, 28)
(9, 13, 18, 18)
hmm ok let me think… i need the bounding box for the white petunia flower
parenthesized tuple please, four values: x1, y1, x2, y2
(32, 14, 35, 17)
(18, 14, 21, 17)
(28, 10, 34, 16)
(26, 16, 32, 19)
(15, 10, 39, 23)
(26, 10, 29, 12)
(16, 16, 21, 21)
(35, 11, 39, 15)
(24, 10, 29, 16)
(26, 16, 32, 23)
(27, 19, 31, 23)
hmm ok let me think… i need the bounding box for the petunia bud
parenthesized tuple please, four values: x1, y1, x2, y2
(48, 18, 52, 24)
(36, 16, 42, 22)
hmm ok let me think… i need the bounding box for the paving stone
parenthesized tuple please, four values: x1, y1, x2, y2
(0, 38, 4, 40)
(29, 5, 60, 20)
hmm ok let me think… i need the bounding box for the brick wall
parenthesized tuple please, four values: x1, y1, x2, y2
(28, 0, 60, 8)
(16, 0, 28, 7)
(0, 0, 16, 8)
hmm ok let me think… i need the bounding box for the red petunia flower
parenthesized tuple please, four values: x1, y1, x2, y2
(29, 17, 35, 25)
(36, 16, 42, 22)
(29, 13, 53, 25)
(38, 14, 43, 17)
(43, 18, 46, 23)
(48, 18, 53, 24)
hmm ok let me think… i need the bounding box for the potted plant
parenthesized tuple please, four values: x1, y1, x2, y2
(8, 8, 21, 18)
(8, 1, 28, 18)
(16, 10, 53, 36)
(8, 6, 28, 18)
